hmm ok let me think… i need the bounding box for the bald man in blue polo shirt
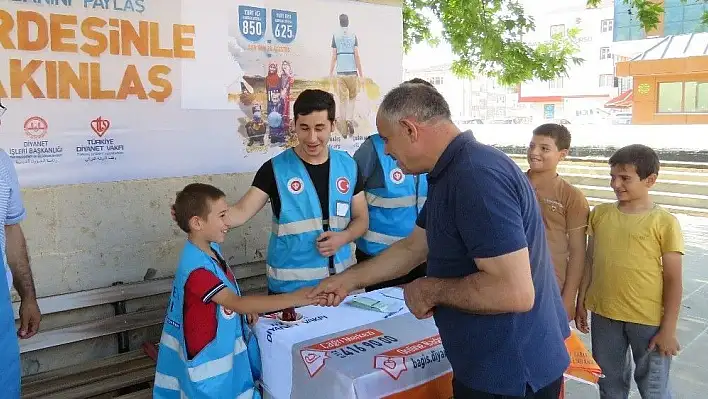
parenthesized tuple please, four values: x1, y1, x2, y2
(311, 82, 570, 398)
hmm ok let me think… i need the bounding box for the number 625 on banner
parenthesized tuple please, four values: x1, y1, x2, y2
(272, 9, 297, 44)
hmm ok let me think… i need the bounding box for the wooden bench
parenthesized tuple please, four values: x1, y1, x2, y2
(16, 261, 267, 398)
(21, 349, 155, 398)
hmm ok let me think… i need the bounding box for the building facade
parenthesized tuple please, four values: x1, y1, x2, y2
(517, 0, 619, 123)
(612, 0, 708, 124)
(402, 65, 523, 122)
(614, 0, 708, 41)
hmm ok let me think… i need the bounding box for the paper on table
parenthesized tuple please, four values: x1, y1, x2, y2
(346, 296, 394, 312)
(345, 287, 406, 312)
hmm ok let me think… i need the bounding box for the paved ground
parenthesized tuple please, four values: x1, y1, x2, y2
(566, 213, 708, 398)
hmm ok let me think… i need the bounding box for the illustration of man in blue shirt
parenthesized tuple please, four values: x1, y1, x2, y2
(330, 13, 364, 139)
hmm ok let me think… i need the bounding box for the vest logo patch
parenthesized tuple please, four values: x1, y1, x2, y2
(220, 305, 237, 320)
(288, 177, 304, 194)
(336, 177, 350, 194)
(165, 317, 181, 329)
(390, 168, 405, 184)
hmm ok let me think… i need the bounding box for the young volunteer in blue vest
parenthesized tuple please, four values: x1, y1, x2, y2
(221, 89, 368, 294)
(155, 183, 319, 398)
(352, 79, 430, 292)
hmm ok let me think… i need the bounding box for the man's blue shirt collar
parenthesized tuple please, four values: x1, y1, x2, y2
(428, 130, 475, 183)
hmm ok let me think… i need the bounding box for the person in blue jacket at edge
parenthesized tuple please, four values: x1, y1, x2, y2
(352, 78, 430, 291)
(154, 183, 320, 398)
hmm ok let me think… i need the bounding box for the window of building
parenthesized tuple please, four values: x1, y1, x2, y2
(549, 78, 563, 89)
(599, 74, 615, 87)
(658, 82, 683, 113)
(684, 82, 708, 112)
(550, 24, 565, 37)
(618, 77, 633, 93)
(428, 77, 444, 85)
(663, 2, 708, 36)
(600, 47, 612, 60)
(601, 19, 613, 32)
(657, 81, 708, 113)
(613, 3, 645, 41)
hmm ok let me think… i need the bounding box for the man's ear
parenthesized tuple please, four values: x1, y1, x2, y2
(399, 119, 418, 141)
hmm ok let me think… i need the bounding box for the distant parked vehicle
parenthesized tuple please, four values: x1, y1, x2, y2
(455, 118, 484, 125)
(488, 118, 515, 124)
(611, 113, 632, 125)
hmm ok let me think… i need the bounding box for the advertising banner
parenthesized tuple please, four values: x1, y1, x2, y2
(0, 0, 403, 186)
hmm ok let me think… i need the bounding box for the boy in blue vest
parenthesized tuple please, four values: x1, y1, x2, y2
(154, 183, 319, 398)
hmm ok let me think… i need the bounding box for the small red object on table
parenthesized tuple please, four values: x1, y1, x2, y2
(281, 307, 297, 322)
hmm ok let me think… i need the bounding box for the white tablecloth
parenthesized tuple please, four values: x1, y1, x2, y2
(253, 287, 453, 399)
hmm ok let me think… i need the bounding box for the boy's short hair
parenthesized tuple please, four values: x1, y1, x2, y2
(609, 144, 660, 180)
(532, 123, 571, 151)
(174, 183, 226, 233)
(403, 77, 435, 88)
(293, 89, 336, 123)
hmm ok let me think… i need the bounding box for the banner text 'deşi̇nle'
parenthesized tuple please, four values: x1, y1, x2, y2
(0, 10, 195, 103)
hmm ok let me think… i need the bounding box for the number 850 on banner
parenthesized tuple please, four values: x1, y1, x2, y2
(239, 5, 267, 42)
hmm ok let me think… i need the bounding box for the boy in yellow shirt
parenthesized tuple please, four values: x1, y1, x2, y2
(575, 144, 684, 399)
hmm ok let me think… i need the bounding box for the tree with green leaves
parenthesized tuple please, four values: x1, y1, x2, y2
(404, 0, 707, 85)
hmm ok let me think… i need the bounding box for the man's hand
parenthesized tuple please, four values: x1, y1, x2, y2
(246, 313, 259, 327)
(574, 304, 589, 334)
(5, 224, 40, 338)
(18, 299, 40, 339)
(403, 278, 437, 319)
(316, 231, 348, 257)
(308, 273, 357, 307)
(649, 328, 680, 357)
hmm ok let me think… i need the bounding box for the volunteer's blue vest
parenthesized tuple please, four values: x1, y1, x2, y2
(333, 29, 357, 74)
(153, 241, 262, 399)
(356, 134, 428, 256)
(267, 148, 357, 293)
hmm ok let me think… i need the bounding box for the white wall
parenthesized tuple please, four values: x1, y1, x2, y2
(471, 123, 708, 151)
(520, 0, 617, 98)
(403, 66, 466, 117)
